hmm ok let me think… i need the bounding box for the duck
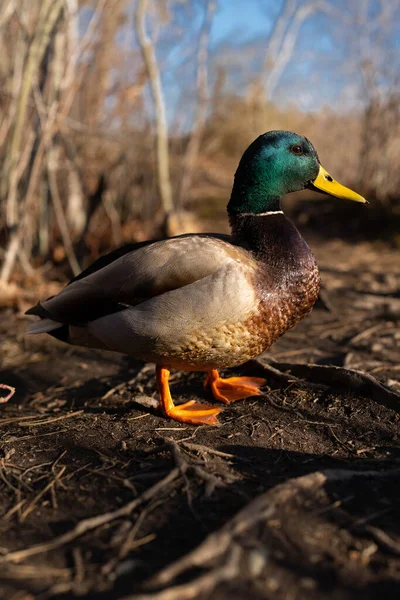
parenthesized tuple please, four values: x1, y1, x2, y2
(26, 131, 366, 425)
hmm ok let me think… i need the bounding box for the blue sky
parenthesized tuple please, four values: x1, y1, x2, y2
(210, 0, 277, 45)
(205, 0, 400, 110)
(158, 0, 359, 120)
(206, 0, 352, 110)
(81, 0, 400, 124)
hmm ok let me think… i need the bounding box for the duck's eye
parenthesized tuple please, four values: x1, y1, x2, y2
(290, 144, 303, 155)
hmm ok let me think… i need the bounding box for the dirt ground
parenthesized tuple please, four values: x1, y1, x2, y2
(1, 234, 400, 600)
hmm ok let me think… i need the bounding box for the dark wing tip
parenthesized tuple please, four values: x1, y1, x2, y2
(25, 304, 38, 316)
(25, 302, 48, 318)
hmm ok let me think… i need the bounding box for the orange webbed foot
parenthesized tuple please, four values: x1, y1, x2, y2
(166, 400, 221, 425)
(205, 369, 266, 404)
(156, 366, 221, 426)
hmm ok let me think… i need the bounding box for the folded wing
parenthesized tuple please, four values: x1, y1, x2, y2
(27, 234, 253, 326)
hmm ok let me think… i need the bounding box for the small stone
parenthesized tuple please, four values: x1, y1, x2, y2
(267, 578, 279, 591)
(300, 577, 317, 590)
(248, 549, 267, 576)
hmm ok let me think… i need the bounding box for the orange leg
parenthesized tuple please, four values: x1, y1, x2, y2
(204, 369, 266, 404)
(156, 366, 221, 425)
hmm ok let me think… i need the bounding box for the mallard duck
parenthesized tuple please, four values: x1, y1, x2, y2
(26, 131, 366, 425)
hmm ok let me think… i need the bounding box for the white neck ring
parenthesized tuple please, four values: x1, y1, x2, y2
(239, 210, 284, 217)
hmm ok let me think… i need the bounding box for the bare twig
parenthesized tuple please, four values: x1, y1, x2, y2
(180, 441, 252, 463)
(0, 383, 16, 404)
(363, 525, 400, 556)
(168, 441, 225, 497)
(18, 410, 83, 427)
(20, 465, 66, 522)
(47, 144, 81, 275)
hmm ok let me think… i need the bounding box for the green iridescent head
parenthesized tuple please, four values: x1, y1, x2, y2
(227, 130, 366, 215)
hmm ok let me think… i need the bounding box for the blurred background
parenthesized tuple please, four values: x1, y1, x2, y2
(0, 0, 399, 289)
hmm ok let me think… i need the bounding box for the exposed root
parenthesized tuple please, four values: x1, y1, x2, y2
(130, 467, 400, 599)
(255, 360, 400, 412)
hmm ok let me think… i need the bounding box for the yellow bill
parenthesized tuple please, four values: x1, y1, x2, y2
(312, 165, 367, 203)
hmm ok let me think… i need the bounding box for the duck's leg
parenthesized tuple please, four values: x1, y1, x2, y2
(205, 369, 266, 404)
(157, 366, 221, 425)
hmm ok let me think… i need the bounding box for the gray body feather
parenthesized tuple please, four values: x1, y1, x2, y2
(27, 235, 264, 369)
